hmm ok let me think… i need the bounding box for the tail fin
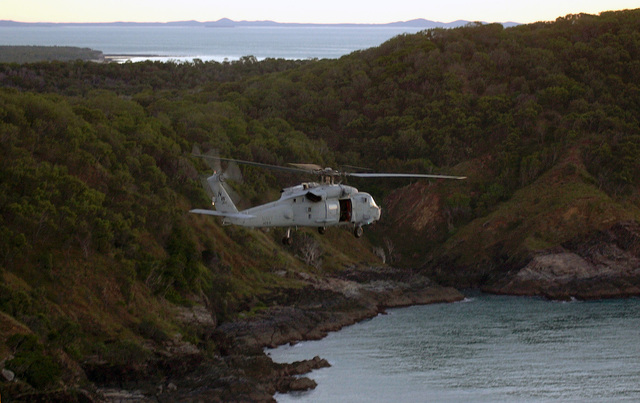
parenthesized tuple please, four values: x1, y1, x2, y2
(207, 173, 239, 214)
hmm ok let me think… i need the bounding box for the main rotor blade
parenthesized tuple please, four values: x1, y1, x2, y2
(347, 173, 467, 180)
(194, 155, 311, 175)
(288, 163, 324, 171)
(193, 152, 466, 180)
(341, 164, 374, 172)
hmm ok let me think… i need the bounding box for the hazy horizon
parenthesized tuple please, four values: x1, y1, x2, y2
(3, 0, 638, 25)
(1, 17, 520, 25)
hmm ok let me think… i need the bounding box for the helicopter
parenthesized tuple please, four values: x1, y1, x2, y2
(189, 154, 466, 245)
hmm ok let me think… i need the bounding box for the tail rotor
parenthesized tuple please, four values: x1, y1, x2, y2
(192, 145, 244, 205)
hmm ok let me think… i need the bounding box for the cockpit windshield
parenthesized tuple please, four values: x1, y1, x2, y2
(357, 193, 379, 209)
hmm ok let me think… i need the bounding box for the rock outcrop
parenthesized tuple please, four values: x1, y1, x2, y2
(215, 266, 463, 350)
(486, 221, 640, 299)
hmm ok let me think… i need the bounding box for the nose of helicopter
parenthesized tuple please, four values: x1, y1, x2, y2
(373, 205, 381, 222)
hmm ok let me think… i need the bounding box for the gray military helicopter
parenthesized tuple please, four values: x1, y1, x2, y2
(190, 154, 465, 245)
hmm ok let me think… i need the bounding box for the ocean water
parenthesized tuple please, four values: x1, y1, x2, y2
(267, 293, 640, 402)
(0, 26, 424, 62)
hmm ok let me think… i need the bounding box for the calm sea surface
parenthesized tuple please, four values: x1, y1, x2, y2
(267, 293, 640, 402)
(0, 26, 423, 62)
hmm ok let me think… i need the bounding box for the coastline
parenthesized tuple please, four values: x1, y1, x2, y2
(203, 265, 464, 401)
(103, 54, 163, 63)
(102, 54, 247, 63)
(83, 266, 463, 402)
(80, 247, 640, 402)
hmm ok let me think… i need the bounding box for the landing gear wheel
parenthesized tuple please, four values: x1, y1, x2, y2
(318, 227, 326, 235)
(354, 225, 363, 238)
(282, 228, 293, 246)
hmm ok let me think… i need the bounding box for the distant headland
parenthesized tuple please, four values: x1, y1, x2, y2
(0, 18, 521, 28)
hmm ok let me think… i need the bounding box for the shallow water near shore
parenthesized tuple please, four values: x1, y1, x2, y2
(267, 293, 640, 402)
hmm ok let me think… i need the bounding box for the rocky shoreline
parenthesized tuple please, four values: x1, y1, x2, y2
(80, 266, 463, 402)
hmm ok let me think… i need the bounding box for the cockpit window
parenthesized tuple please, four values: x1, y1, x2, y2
(360, 195, 378, 207)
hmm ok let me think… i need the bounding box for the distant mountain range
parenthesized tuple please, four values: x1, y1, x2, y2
(0, 18, 521, 29)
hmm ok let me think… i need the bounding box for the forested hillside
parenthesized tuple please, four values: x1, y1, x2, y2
(1, 9, 639, 399)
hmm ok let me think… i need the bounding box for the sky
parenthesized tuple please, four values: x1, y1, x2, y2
(2, 0, 639, 24)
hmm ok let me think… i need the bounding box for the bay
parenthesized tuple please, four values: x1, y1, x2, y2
(0, 26, 424, 62)
(267, 294, 640, 402)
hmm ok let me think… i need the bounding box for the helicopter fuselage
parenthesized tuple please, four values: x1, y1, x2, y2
(219, 182, 381, 229)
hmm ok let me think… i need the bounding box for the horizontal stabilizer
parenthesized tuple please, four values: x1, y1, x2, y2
(189, 209, 255, 219)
